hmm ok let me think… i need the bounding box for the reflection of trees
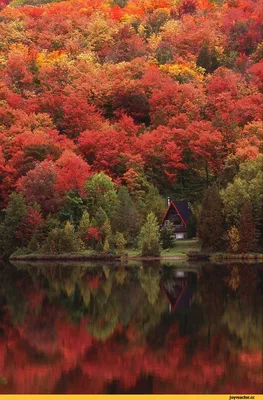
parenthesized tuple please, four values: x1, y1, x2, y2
(138, 267, 160, 305)
(0, 263, 28, 324)
(0, 261, 262, 394)
(223, 300, 262, 351)
(198, 264, 228, 323)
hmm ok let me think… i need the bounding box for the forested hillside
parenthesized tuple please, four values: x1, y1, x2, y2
(0, 0, 262, 255)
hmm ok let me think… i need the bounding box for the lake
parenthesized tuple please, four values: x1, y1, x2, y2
(0, 260, 262, 394)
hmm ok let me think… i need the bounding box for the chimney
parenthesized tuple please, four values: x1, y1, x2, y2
(167, 197, 171, 206)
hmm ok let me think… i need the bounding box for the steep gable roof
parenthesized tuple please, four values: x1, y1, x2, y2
(161, 200, 193, 226)
(173, 201, 192, 224)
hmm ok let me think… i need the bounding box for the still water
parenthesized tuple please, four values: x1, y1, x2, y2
(0, 260, 262, 394)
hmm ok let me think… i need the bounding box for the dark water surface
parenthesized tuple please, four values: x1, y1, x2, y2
(0, 260, 262, 394)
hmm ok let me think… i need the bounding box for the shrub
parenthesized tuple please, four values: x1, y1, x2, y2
(160, 221, 176, 249)
(138, 212, 161, 257)
(115, 231, 127, 256)
(227, 225, 240, 253)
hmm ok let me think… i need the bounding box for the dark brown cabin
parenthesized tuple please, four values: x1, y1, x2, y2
(161, 199, 193, 239)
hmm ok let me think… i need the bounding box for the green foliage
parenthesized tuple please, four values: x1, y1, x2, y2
(84, 172, 118, 219)
(138, 212, 161, 256)
(112, 186, 140, 245)
(160, 221, 176, 249)
(138, 184, 166, 223)
(238, 200, 257, 253)
(94, 206, 108, 228)
(77, 210, 90, 243)
(101, 217, 112, 251)
(27, 234, 40, 253)
(59, 190, 86, 227)
(0, 193, 27, 257)
(115, 231, 127, 255)
(187, 213, 197, 239)
(221, 156, 263, 225)
(197, 43, 220, 73)
(198, 185, 225, 252)
(42, 221, 83, 254)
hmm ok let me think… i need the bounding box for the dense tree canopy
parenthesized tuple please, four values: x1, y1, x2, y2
(0, 0, 262, 254)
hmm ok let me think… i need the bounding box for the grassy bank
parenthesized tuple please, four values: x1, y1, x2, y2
(9, 239, 262, 264)
(10, 240, 200, 262)
(10, 250, 121, 262)
(127, 239, 200, 258)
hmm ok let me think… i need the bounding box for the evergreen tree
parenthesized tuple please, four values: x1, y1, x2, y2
(59, 190, 86, 227)
(94, 206, 108, 228)
(187, 213, 197, 238)
(238, 200, 257, 253)
(0, 192, 27, 256)
(43, 221, 83, 253)
(160, 221, 176, 249)
(197, 43, 220, 73)
(84, 173, 118, 219)
(101, 217, 112, 252)
(138, 212, 161, 256)
(78, 210, 90, 243)
(115, 232, 127, 256)
(198, 185, 224, 252)
(112, 186, 140, 244)
(141, 184, 166, 222)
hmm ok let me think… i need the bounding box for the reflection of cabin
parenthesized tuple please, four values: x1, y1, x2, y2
(161, 199, 193, 239)
(161, 271, 195, 313)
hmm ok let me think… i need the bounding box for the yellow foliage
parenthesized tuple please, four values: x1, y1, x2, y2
(160, 19, 180, 39)
(9, 43, 29, 58)
(227, 225, 240, 253)
(160, 62, 205, 82)
(148, 33, 162, 51)
(36, 50, 69, 68)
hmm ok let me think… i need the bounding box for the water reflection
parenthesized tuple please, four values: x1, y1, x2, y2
(0, 261, 262, 394)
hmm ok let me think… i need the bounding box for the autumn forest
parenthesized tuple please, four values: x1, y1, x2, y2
(0, 0, 262, 256)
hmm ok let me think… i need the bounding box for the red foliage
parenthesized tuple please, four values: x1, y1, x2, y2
(17, 160, 61, 215)
(86, 227, 100, 242)
(16, 206, 43, 244)
(55, 150, 92, 193)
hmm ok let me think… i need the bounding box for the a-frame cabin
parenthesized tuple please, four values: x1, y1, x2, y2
(161, 199, 193, 239)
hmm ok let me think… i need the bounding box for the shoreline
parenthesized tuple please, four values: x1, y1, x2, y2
(8, 252, 263, 263)
(9, 253, 187, 262)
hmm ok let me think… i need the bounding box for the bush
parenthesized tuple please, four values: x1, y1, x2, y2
(138, 212, 161, 257)
(42, 221, 83, 254)
(115, 232, 127, 256)
(160, 221, 176, 249)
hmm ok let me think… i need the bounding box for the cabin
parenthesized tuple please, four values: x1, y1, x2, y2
(161, 199, 193, 240)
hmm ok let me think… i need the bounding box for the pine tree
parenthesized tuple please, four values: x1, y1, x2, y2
(112, 186, 140, 244)
(160, 221, 176, 249)
(101, 217, 112, 252)
(198, 185, 224, 252)
(78, 210, 90, 243)
(238, 200, 257, 253)
(115, 231, 127, 256)
(138, 212, 161, 256)
(0, 192, 27, 256)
